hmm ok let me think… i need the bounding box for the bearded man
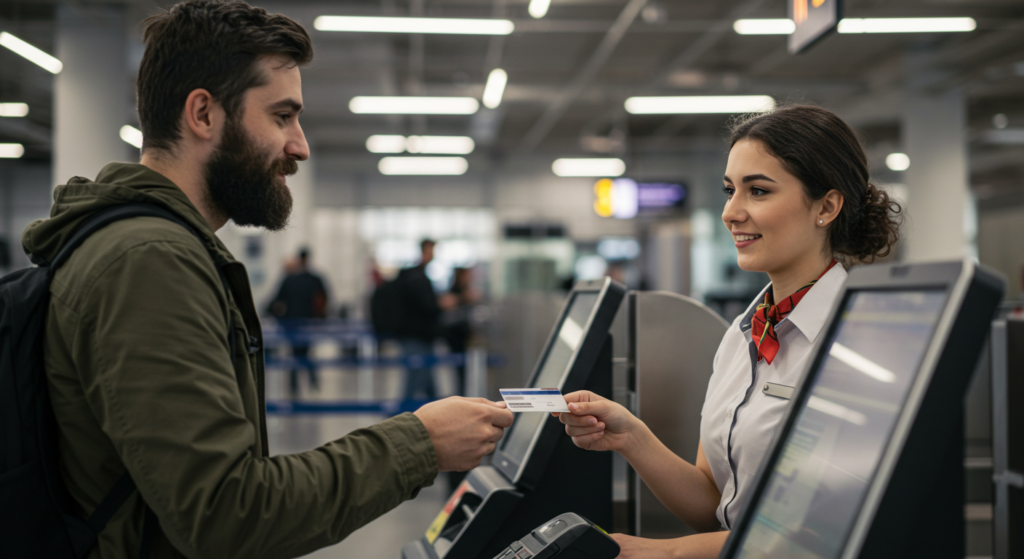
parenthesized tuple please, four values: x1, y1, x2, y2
(20, 1, 512, 557)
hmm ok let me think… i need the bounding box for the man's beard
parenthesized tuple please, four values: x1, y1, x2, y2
(204, 118, 296, 231)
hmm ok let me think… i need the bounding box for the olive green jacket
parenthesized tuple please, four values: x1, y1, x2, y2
(22, 163, 439, 559)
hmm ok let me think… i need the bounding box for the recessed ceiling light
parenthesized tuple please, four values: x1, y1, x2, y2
(0, 143, 25, 158)
(120, 125, 143, 149)
(482, 69, 508, 109)
(733, 19, 795, 35)
(314, 16, 514, 35)
(0, 103, 29, 117)
(378, 156, 469, 175)
(552, 158, 626, 178)
(886, 153, 910, 171)
(0, 32, 62, 74)
(624, 95, 775, 114)
(350, 96, 480, 115)
(528, 0, 551, 19)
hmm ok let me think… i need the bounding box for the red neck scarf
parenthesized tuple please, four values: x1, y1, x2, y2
(751, 260, 837, 365)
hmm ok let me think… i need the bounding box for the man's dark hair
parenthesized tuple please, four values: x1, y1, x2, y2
(137, 0, 313, 153)
(420, 239, 436, 250)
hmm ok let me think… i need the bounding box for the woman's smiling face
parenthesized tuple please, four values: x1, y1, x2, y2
(722, 138, 830, 277)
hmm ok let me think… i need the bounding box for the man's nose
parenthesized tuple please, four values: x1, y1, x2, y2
(287, 125, 310, 161)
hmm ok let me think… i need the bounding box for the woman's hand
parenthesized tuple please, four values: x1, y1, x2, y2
(609, 534, 678, 559)
(609, 532, 730, 559)
(552, 391, 640, 453)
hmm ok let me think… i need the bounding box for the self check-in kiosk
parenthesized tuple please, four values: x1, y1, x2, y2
(403, 278, 626, 559)
(720, 260, 1005, 559)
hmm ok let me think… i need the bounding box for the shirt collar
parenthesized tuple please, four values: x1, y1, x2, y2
(738, 264, 848, 343)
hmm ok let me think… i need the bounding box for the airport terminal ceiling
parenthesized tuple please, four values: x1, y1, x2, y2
(0, 0, 1023, 207)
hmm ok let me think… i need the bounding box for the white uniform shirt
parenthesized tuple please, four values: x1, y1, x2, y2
(700, 264, 847, 530)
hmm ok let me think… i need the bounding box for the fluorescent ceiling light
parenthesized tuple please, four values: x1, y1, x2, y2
(552, 158, 626, 178)
(120, 125, 143, 149)
(625, 95, 775, 114)
(733, 18, 976, 36)
(0, 32, 62, 74)
(350, 96, 480, 115)
(378, 156, 469, 175)
(0, 143, 25, 158)
(885, 152, 910, 171)
(838, 17, 976, 34)
(0, 103, 29, 117)
(367, 135, 476, 154)
(314, 16, 514, 35)
(366, 135, 406, 153)
(734, 19, 795, 35)
(406, 135, 475, 154)
(528, 0, 552, 19)
(482, 68, 508, 109)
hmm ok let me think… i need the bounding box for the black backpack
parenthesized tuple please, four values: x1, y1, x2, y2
(0, 203, 219, 558)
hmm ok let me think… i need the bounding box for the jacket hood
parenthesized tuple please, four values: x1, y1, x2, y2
(22, 162, 228, 264)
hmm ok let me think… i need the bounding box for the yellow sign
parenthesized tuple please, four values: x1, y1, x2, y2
(594, 179, 614, 217)
(425, 481, 470, 544)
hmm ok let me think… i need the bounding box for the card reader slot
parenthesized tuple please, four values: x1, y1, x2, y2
(436, 491, 485, 544)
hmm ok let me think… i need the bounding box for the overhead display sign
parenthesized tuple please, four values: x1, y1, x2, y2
(789, 0, 842, 54)
(593, 179, 686, 220)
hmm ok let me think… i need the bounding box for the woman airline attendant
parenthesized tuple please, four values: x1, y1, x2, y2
(556, 105, 903, 559)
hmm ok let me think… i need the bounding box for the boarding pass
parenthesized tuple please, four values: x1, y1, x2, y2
(499, 388, 570, 412)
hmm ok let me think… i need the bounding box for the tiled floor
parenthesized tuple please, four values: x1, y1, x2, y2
(266, 366, 454, 559)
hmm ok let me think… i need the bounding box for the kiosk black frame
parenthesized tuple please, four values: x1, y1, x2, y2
(720, 259, 1004, 559)
(492, 278, 625, 488)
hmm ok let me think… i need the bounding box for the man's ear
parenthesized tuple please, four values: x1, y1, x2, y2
(182, 88, 222, 142)
(818, 189, 844, 227)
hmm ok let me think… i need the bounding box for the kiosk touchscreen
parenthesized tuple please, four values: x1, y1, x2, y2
(720, 260, 1004, 559)
(403, 278, 626, 559)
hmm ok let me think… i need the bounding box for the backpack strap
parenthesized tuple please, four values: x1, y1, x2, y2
(49, 203, 234, 558)
(83, 471, 136, 535)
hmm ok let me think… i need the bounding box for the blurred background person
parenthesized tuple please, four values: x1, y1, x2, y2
(393, 239, 455, 401)
(268, 247, 329, 398)
(443, 266, 481, 396)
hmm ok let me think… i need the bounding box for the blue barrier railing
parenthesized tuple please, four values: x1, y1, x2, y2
(264, 353, 505, 369)
(265, 399, 430, 416)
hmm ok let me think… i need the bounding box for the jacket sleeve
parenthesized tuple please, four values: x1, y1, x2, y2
(70, 238, 439, 559)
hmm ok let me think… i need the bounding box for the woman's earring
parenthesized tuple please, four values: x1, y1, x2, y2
(819, 219, 824, 225)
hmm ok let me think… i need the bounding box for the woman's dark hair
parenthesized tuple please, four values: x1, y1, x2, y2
(136, 0, 313, 153)
(729, 105, 902, 264)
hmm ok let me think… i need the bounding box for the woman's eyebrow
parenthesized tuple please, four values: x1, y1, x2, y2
(742, 173, 777, 183)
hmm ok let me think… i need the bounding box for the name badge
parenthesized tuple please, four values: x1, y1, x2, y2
(762, 382, 794, 400)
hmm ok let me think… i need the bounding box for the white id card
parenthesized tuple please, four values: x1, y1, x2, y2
(499, 388, 570, 412)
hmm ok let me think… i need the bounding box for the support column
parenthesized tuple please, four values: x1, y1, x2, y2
(902, 57, 972, 262)
(54, 4, 130, 185)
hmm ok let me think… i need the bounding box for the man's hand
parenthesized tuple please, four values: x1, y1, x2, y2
(552, 391, 640, 453)
(414, 397, 514, 472)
